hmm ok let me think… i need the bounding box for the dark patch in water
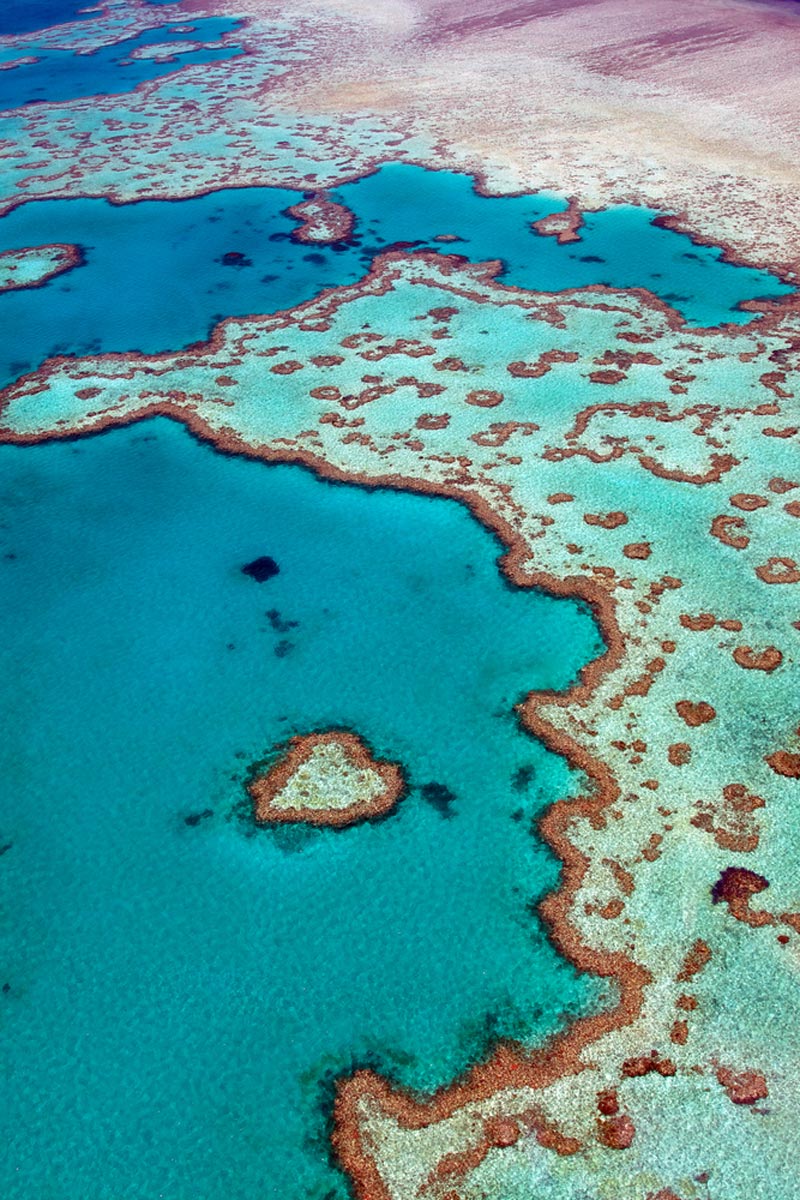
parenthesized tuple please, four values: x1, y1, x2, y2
(512, 763, 536, 791)
(266, 607, 299, 633)
(456, 994, 537, 1066)
(0, 841, 12, 855)
(579, 254, 605, 263)
(242, 555, 280, 581)
(226, 794, 252, 826)
(274, 639, 294, 657)
(269, 824, 320, 853)
(184, 808, 213, 826)
(420, 781, 457, 817)
(221, 251, 252, 267)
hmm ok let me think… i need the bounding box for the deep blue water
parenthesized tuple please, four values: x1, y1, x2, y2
(0, 0, 95, 38)
(0, 16, 243, 109)
(0, 164, 792, 389)
(0, 417, 604, 1198)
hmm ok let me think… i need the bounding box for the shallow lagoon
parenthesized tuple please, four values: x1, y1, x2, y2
(0, 417, 604, 1198)
(0, 162, 792, 388)
(0, 16, 244, 110)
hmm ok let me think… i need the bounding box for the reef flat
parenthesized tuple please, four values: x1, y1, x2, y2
(0, 0, 798, 1197)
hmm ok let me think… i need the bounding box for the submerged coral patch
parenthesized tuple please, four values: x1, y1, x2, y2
(242, 555, 280, 582)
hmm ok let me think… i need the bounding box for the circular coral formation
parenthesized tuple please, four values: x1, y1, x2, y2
(729, 493, 768, 511)
(464, 388, 504, 407)
(710, 514, 749, 549)
(416, 412, 450, 430)
(755, 557, 800, 583)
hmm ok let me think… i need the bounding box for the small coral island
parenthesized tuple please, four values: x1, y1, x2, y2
(249, 730, 405, 828)
(0, 243, 82, 293)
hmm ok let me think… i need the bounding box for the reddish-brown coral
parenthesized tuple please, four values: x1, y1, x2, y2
(729, 493, 768, 511)
(766, 750, 800, 779)
(755, 557, 800, 584)
(715, 1066, 769, 1106)
(668, 742, 692, 766)
(622, 542, 652, 559)
(692, 784, 764, 852)
(710, 514, 749, 549)
(531, 199, 584, 244)
(584, 511, 628, 529)
(675, 700, 716, 727)
(711, 867, 773, 926)
(597, 1113, 636, 1149)
(465, 389, 504, 407)
(732, 645, 783, 672)
(248, 730, 404, 827)
(680, 613, 716, 631)
(676, 939, 712, 982)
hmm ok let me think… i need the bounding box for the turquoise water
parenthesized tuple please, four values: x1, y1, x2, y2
(331, 164, 794, 322)
(0, 17, 243, 110)
(0, 163, 792, 387)
(0, 417, 605, 1199)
